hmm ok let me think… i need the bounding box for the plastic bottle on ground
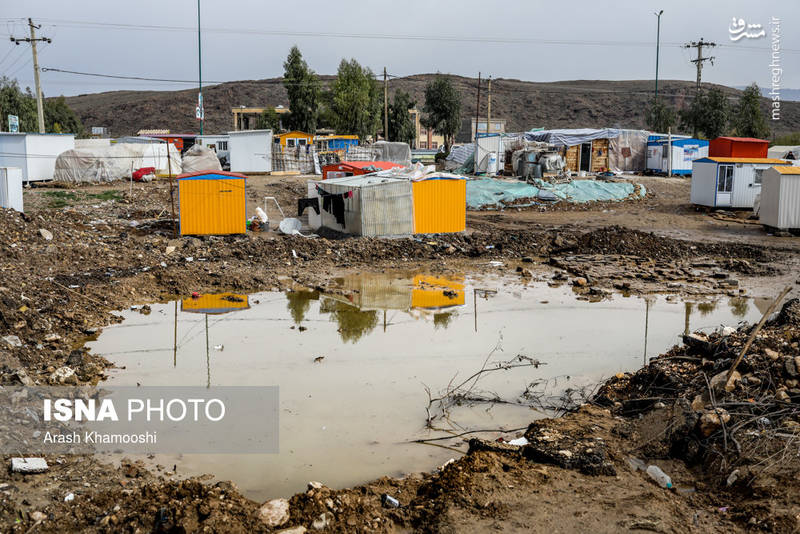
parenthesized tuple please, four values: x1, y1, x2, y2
(646, 465, 673, 489)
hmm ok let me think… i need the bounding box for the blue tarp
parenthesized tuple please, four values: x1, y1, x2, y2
(466, 178, 646, 209)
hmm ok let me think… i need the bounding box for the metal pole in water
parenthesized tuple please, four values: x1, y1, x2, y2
(173, 300, 178, 367)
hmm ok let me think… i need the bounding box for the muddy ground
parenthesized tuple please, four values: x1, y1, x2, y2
(1, 174, 799, 533)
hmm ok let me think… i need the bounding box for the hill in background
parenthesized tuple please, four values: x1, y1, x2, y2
(63, 75, 800, 138)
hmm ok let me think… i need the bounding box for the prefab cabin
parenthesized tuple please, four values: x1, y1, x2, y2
(177, 171, 247, 235)
(0, 133, 75, 183)
(709, 137, 768, 159)
(690, 157, 791, 208)
(646, 137, 709, 175)
(274, 131, 314, 149)
(759, 166, 800, 230)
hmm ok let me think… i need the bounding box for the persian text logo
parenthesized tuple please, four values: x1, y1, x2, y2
(769, 17, 781, 121)
(729, 17, 766, 41)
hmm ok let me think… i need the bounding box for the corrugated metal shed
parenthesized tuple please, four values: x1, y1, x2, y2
(709, 137, 768, 159)
(177, 171, 247, 235)
(759, 166, 800, 230)
(313, 175, 413, 236)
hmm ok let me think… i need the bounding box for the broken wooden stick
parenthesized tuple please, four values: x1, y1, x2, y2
(727, 285, 792, 380)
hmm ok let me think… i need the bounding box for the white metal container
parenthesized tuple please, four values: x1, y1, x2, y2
(228, 130, 272, 173)
(691, 157, 791, 208)
(311, 175, 414, 236)
(0, 133, 75, 182)
(0, 167, 24, 212)
(759, 166, 800, 230)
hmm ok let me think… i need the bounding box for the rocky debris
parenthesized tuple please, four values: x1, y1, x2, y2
(49, 366, 78, 385)
(38, 228, 53, 241)
(259, 498, 290, 527)
(11, 457, 49, 473)
(698, 408, 731, 437)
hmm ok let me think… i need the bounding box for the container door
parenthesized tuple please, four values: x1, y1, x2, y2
(579, 143, 591, 172)
(716, 165, 733, 206)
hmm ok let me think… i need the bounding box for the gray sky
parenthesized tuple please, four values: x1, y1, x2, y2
(1, 0, 797, 97)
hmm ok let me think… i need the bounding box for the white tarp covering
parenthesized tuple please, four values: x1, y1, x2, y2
(53, 143, 182, 183)
(181, 144, 222, 173)
(371, 141, 412, 166)
(475, 135, 503, 173)
(608, 130, 649, 173)
(767, 145, 800, 161)
(525, 128, 623, 147)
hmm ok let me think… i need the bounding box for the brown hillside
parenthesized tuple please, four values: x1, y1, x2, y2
(63, 75, 800, 137)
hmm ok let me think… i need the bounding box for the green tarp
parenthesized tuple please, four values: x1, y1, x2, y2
(466, 178, 646, 209)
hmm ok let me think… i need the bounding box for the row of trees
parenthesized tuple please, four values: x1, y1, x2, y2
(646, 83, 770, 140)
(275, 47, 462, 150)
(0, 77, 84, 135)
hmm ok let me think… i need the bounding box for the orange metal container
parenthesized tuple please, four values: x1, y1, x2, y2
(412, 178, 466, 234)
(177, 171, 247, 235)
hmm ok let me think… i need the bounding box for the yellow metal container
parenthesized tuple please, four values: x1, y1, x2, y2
(412, 178, 466, 234)
(181, 293, 250, 314)
(178, 171, 246, 235)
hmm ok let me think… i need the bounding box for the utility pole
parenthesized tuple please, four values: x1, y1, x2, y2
(474, 72, 481, 142)
(11, 19, 51, 133)
(486, 76, 492, 135)
(197, 0, 204, 135)
(684, 38, 716, 92)
(383, 67, 388, 141)
(654, 10, 663, 101)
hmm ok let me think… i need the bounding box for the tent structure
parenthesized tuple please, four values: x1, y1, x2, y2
(767, 145, 800, 161)
(52, 142, 181, 183)
(525, 128, 649, 173)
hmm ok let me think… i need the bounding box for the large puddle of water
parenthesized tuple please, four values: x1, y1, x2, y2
(87, 272, 766, 501)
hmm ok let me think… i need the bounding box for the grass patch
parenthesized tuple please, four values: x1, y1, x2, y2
(86, 190, 123, 202)
(43, 190, 79, 208)
(41, 189, 122, 208)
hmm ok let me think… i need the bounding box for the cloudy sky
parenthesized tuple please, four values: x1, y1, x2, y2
(1, 0, 797, 97)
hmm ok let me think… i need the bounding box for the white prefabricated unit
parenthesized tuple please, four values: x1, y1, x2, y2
(474, 133, 502, 174)
(690, 157, 791, 208)
(311, 175, 414, 236)
(0, 133, 75, 182)
(228, 130, 272, 173)
(646, 138, 709, 175)
(0, 167, 24, 212)
(197, 134, 230, 154)
(759, 166, 800, 230)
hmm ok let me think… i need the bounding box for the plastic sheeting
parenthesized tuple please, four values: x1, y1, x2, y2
(372, 141, 412, 167)
(181, 144, 222, 173)
(466, 178, 646, 209)
(608, 130, 648, 173)
(525, 128, 622, 147)
(53, 143, 182, 183)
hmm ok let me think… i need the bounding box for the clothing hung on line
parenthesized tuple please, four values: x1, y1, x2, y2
(297, 197, 320, 216)
(316, 186, 353, 227)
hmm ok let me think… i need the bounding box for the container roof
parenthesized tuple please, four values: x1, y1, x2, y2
(177, 170, 248, 180)
(329, 161, 403, 171)
(695, 157, 788, 164)
(772, 166, 800, 174)
(317, 175, 406, 187)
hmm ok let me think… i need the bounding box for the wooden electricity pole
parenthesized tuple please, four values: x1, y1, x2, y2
(11, 19, 51, 133)
(486, 76, 492, 135)
(474, 72, 481, 142)
(383, 67, 388, 141)
(684, 38, 716, 92)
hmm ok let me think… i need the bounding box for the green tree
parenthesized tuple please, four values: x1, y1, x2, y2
(421, 74, 461, 151)
(0, 78, 83, 135)
(0, 77, 38, 132)
(680, 88, 729, 139)
(383, 89, 416, 144)
(331, 58, 381, 140)
(645, 98, 676, 133)
(283, 46, 320, 133)
(256, 108, 281, 131)
(44, 96, 84, 136)
(732, 83, 770, 139)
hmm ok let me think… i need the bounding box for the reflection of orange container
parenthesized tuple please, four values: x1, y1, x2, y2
(177, 171, 246, 235)
(412, 178, 466, 234)
(181, 293, 250, 314)
(411, 274, 465, 309)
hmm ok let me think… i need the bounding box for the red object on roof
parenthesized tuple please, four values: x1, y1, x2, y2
(321, 161, 403, 180)
(709, 137, 768, 158)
